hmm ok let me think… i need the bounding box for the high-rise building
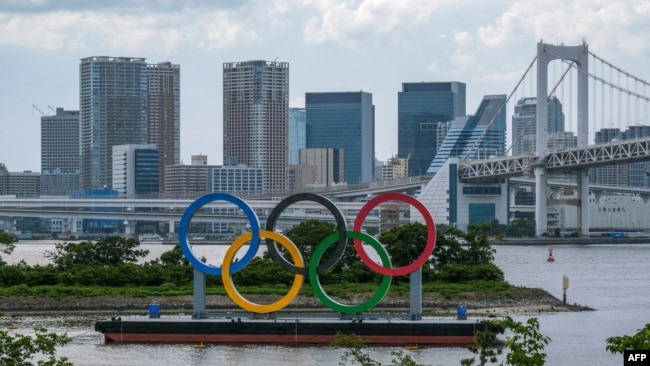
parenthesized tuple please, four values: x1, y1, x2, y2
(288, 108, 306, 165)
(305, 91, 375, 184)
(164, 155, 219, 199)
(626, 126, 650, 187)
(147, 62, 180, 194)
(590, 126, 650, 187)
(427, 95, 507, 174)
(299, 148, 344, 187)
(8, 171, 40, 197)
(112, 144, 159, 198)
(382, 156, 409, 180)
(223, 60, 289, 192)
(40, 108, 80, 196)
(397, 82, 466, 177)
(79, 56, 148, 190)
(0, 164, 8, 195)
(511, 96, 565, 155)
(591, 128, 628, 186)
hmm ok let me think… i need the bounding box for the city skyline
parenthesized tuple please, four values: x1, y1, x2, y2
(1, 1, 649, 172)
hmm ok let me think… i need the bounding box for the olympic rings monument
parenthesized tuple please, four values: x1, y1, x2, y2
(95, 192, 499, 346)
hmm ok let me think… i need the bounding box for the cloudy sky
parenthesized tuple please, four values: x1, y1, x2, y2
(1, 0, 649, 172)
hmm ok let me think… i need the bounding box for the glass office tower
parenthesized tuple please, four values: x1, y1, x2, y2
(305, 91, 375, 184)
(428, 95, 507, 174)
(79, 57, 148, 190)
(398, 82, 466, 177)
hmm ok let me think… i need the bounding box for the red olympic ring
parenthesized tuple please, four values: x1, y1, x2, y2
(353, 192, 436, 276)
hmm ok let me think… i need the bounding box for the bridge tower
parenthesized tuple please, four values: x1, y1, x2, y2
(536, 41, 589, 236)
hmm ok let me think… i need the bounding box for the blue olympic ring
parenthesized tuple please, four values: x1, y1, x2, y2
(178, 192, 260, 276)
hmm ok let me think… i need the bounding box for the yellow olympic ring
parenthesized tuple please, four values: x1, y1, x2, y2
(221, 230, 304, 314)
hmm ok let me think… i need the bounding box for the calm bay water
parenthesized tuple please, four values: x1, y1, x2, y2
(2, 241, 649, 365)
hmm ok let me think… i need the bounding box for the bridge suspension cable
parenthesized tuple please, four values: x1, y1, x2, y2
(588, 50, 650, 87)
(460, 55, 537, 164)
(508, 62, 574, 157)
(544, 47, 650, 102)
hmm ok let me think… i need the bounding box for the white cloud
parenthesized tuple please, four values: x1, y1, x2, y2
(0, 6, 263, 52)
(453, 31, 472, 46)
(426, 60, 438, 76)
(450, 51, 475, 68)
(477, 0, 650, 55)
(301, 0, 456, 46)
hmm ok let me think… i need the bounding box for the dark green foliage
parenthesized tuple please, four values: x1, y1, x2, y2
(504, 218, 536, 238)
(0, 231, 15, 266)
(606, 323, 650, 353)
(0, 221, 505, 295)
(284, 219, 338, 263)
(231, 256, 296, 286)
(330, 332, 428, 366)
(45, 236, 149, 269)
(500, 317, 550, 366)
(0, 327, 72, 366)
(462, 317, 550, 366)
(461, 328, 502, 366)
(157, 244, 189, 266)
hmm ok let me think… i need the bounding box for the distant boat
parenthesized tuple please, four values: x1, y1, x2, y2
(138, 234, 163, 243)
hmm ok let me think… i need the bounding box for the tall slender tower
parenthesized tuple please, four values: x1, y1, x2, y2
(223, 60, 289, 192)
(79, 56, 148, 190)
(147, 62, 180, 194)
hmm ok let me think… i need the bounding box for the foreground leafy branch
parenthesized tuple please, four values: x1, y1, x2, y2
(461, 317, 550, 366)
(606, 323, 650, 353)
(0, 327, 72, 366)
(330, 332, 427, 366)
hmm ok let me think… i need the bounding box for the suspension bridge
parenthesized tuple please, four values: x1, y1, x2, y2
(456, 41, 650, 236)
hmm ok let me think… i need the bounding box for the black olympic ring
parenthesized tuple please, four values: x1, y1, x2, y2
(264, 192, 348, 275)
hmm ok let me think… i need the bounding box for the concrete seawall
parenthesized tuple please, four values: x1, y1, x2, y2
(494, 236, 650, 245)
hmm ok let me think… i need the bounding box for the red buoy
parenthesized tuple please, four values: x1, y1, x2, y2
(547, 246, 555, 262)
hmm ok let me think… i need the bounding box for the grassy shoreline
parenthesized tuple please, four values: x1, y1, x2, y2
(0, 286, 592, 317)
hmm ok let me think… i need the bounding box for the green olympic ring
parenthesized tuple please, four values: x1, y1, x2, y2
(309, 231, 392, 314)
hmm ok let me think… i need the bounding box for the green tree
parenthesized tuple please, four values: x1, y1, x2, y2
(330, 332, 427, 366)
(500, 317, 550, 366)
(432, 225, 496, 267)
(462, 317, 550, 366)
(378, 223, 430, 268)
(45, 236, 149, 270)
(157, 244, 189, 266)
(284, 219, 337, 261)
(461, 328, 502, 366)
(0, 232, 15, 266)
(606, 323, 650, 353)
(0, 327, 72, 366)
(377, 223, 435, 281)
(504, 219, 535, 238)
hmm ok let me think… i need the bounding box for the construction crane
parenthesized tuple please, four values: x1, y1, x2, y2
(32, 104, 48, 117)
(48, 105, 56, 114)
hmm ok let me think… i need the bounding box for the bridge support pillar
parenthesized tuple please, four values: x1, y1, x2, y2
(123, 220, 136, 237)
(193, 268, 206, 318)
(409, 268, 422, 320)
(578, 170, 590, 236)
(535, 167, 548, 236)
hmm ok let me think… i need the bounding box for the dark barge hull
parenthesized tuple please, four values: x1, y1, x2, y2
(95, 315, 498, 346)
